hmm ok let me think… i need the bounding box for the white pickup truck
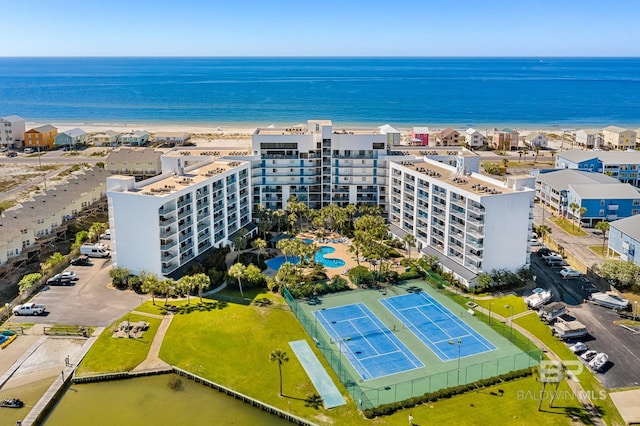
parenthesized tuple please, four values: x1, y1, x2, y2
(12, 302, 46, 316)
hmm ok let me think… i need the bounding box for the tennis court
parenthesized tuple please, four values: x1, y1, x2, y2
(380, 292, 496, 361)
(313, 303, 424, 380)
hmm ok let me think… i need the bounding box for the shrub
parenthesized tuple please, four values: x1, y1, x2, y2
(400, 267, 421, 280)
(348, 266, 375, 286)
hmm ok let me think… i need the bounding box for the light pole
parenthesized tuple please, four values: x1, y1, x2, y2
(488, 303, 493, 326)
(505, 304, 514, 341)
(448, 339, 462, 385)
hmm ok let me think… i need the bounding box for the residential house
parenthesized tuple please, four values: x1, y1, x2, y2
(411, 127, 429, 146)
(433, 128, 461, 146)
(153, 132, 190, 145)
(120, 130, 149, 146)
(24, 125, 57, 150)
(0, 115, 26, 149)
(488, 128, 519, 151)
(608, 215, 640, 264)
(93, 130, 122, 146)
(575, 129, 603, 150)
(379, 124, 401, 146)
(602, 126, 636, 150)
(54, 128, 87, 148)
(464, 128, 487, 149)
(523, 132, 548, 149)
(105, 147, 163, 179)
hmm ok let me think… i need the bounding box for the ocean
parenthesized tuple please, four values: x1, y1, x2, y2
(0, 57, 639, 128)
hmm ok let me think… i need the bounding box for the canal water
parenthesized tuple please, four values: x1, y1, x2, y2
(42, 374, 292, 425)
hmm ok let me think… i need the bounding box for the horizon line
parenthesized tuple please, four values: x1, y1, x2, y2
(1, 55, 640, 59)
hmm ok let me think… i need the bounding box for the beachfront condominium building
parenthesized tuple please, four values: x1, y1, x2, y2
(107, 158, 251, 276)
(250, 120, 389, 211)
(555, 149, 640, 188)
(387, 157, 535, 287)
(0, 115, 26, 149)
(608, 215, 640, 265)
(24, 125, 57, 150)
(602, 126, 636, 150)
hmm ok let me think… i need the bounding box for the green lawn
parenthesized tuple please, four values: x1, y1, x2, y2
(550, 218, 588, 237)
(76, 313, 161, 375)
(474, 295, 529, 318)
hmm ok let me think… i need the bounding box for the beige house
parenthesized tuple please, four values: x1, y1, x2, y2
(0, 167, 109, 267)
(575, 129, 603, 149)
(464, 128, 487, 148)
(105, 147, 163, 179)
(93, 130, 122, 146)
(603, 126, 636, 150)
(153, 132, 190, 145)
(523, 132, 548, 149)
(488, 128, 519, 151)
(433, 128, 461, 146)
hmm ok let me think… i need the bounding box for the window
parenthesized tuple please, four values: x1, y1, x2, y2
(633, 209, 639, 215)
(633, 200, 640, 206)
(600, 200, 605, 206)
(599, 209, 604, 216)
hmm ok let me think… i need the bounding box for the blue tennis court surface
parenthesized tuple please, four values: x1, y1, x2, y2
(381, 292, 496, 361)
(313, 303, 424, 380)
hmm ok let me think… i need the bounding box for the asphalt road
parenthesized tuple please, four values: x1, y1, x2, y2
(10, 257, 145, 327)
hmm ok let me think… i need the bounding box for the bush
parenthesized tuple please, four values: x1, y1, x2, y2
(400, 267, 422, 280)
(348, 266, 375, 286)
(128, 275, 142, 293)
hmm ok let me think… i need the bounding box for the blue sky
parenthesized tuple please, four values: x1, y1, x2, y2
(2, 0, 639, 56)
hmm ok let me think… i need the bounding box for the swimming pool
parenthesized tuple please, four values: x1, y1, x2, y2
(266, 246, 346, 270)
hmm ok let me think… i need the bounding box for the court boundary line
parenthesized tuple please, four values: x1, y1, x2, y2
(313, 303, 424, 380)
(380, 293, 496, 361)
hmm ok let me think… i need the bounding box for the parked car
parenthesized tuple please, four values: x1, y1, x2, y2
(569, 342, 588, 354)
(547, 258, 568, 267)
(70, 255, 91, 266)
(60, 271, 78, 281)
(0, 146, 7, 152)
(6, 152, 17, 157)
(531, 238, 542, 246)
(47, 274, 73, 286)
(581, 350, 598, 361)
(538, 247, 553, 257)
(12, 303, 46, 316)
(560, 268, 583, 278)
(100, 229, 111, 240)
(541, 251, 561, 260)
(24, 147, 33, 154)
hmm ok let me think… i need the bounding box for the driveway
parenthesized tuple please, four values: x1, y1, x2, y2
(10, 258, 145, 327)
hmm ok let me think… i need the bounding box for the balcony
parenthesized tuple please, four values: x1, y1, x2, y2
(162, 263, 178, 274)
(177, 197, 192, 209)
(160, 240, 177, 250)
(607, 204, 619, 211)
(160, 227, 177, 239)
(159, 213, 176, 224)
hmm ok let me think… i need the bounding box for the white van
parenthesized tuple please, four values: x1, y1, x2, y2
(80, 243, 110, 258)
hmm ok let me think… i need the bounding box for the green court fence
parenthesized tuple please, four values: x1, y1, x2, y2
(283, 286, 542, 409)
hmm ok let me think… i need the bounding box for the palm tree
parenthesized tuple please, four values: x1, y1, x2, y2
(229, 262, 246, 298)
(502, 158, 509, 174)
(569, 201, 580, 230)
(270, 349, 290, 396)
(161, 278, 176, 306)
(596, 221, 610, 251)
(140, 272, 161, 305)
(252, 238, 267, 263)
(232, 229, 249, 262)
(537, 224, 552, 244)
(178, 275, 196, 305)
(192, 273, 211, 304)
(578, 207, 587, 229)
(403, 234, 416, 259)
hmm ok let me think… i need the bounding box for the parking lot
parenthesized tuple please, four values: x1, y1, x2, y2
(528, 247, 640, 389)
(10, 257, 144, 327)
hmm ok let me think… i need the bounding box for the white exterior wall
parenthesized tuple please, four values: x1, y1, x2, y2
(388, 160, 534, 286)
(603, 128, 637, 150)
(0, 116, 26, 148)
(107, 161, 251, 277)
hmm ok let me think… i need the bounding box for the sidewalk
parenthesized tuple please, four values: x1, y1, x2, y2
(131, 311, 173, 372)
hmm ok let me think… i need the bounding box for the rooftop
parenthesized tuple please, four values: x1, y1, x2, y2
(569, 183, 640, 199)
(138, 159, 248, 196)
(610, 215, 640, 242)
(537, 169, 620, 188)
